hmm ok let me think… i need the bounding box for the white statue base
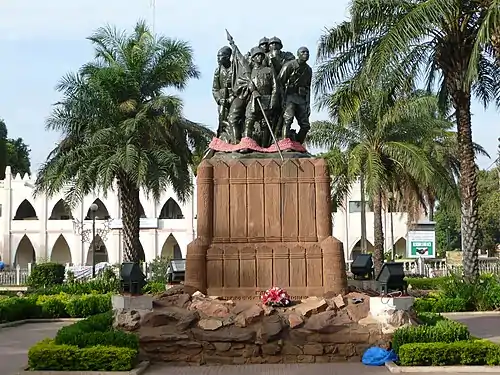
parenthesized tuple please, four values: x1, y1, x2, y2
(359, 296, 417, 334)
(112, 294, 153, 310)
(112, 294, 153, 331)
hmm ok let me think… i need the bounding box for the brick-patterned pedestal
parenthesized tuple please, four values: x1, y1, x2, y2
(185, 158, 347, 299)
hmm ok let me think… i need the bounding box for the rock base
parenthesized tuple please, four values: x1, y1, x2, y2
(119, 286, 391, 365)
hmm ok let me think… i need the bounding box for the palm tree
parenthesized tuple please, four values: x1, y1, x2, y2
(315, 0, 500, 279)
(308, 89, 454, 274)
(34, 21, 214, 263)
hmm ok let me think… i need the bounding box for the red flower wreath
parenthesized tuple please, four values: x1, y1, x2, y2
(261, 286, 291, 307)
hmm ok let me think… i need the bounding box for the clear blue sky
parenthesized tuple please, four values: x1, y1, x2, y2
(1, 0, 498, 172)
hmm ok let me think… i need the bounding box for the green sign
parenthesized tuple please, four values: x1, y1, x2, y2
(410, 241, 434, 257)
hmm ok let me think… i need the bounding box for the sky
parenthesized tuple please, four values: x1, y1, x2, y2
(0, 0, 499, 172)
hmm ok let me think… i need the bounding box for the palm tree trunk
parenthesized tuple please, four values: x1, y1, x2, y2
(360, 174, 368, 253)
(117, 176, 143, 263)
(372, 189, 384, 276)
(452, 89, 479, 280)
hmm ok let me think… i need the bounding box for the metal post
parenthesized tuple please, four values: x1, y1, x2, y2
(92, 211, 96, 278)
(388, 193, 395, 261)
(89, 202, 98, 278)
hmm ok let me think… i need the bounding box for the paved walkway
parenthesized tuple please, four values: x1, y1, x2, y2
(146, 363, 390, 375)
(0, 321, 70, 375)
(2, 320, 497, 375)
(446, 313, 500, 343)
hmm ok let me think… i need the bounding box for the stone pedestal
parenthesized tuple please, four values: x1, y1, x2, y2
(360, 296, 416, 334)
(112, 294, 153, 310)
(112, 294, 153, 332)
(370, 296, 415, 318)
(185, 158, 348, 299)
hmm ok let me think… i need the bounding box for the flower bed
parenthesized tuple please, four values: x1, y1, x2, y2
(0, 293, 111, 323)
(28, 311, 139, 372)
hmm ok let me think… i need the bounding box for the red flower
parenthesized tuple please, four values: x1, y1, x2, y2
(261, 286, 291, 307)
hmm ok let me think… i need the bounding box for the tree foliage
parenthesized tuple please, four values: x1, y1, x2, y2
(315, 0, 500, 279)
(0, 118, 31, 179)
(34, 21, 213, 262)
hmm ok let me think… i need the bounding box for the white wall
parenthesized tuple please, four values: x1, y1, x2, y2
(0, 168, 422, 266)
(0, 166, 196, 266)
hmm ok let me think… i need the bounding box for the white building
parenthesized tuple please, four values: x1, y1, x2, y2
(0, 166, 417, 267)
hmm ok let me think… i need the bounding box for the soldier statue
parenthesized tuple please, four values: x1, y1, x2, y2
(208, 31, 313, 156)
(278, 46, 312, 143)
(267, 37, 295, 76)
(243, 46, 278, 146)
(212, 46, 233, 138)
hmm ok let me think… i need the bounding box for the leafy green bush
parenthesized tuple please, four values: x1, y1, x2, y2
(416, 312, 446, 326)
(398, 340, 500, 366)
(406, 277, 448, 290)
(27, 263, 66, 288)
(0, 293, 111, 323)
(28, 339, 137, 371)
(0, 296, 40, 323)
(414, 297, 469, 313)
(30, 267, 120, 295)
(392, 319, 470, 353)
(65, 293, 112, 317)
(148, 256, 171, 283)
(55, 312, 138, 350)
(143, 281, 165, 294)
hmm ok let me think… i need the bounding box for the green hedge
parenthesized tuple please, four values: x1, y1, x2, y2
(414, 297, 469, 313)
(0, 293, 111, 323)
(28, 313, 139, 371)
(27, 263, 66, 288)
(406, 277, 448, 290)
(392, 319, 470, 353)
(399, 340, 500, 366)
(55, 312, 138, 350)
(28, 340, 137, 371)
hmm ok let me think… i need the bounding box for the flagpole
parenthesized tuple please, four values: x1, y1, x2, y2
(150, 0, 156, 35)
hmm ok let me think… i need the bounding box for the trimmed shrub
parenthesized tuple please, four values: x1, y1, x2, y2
(413, 297, 468, 313)
(406, 277, 448, 290)
(28, 339, 137, 371)
(55, 311, 138, 350)
(27, 263, 66, 288)
(398, 340, 500, 366)
(0, 294, 111, 323)
(392, 319, 470, 353)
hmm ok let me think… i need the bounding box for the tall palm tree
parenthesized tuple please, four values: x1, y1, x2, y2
(315, 0, 500, 279)
(308, 89, 453, 274)
(34, 21, 213, 263)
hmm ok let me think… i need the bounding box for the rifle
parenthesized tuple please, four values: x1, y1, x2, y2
(225, 29, 283, 161)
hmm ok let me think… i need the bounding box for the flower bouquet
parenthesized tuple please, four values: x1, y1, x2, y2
(260, 286, 291, 307)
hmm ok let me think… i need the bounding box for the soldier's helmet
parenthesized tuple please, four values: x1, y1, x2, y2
(218, 46, 232, 56)
(250, 46, 266, 58)
(258, 37, 269, 46)
(269, 36, 283, 48)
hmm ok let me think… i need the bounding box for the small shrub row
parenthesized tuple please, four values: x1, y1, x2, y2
(406, 277, 448, 290)
(28, 313, 139, 371)
(0, 293, 111, 323)
(414, 297, 469, 313)
(55, 312, 138, 350)
(28, 339, 137, 372)
(392, 319, 470, 353)
(399, 340, 500, 366)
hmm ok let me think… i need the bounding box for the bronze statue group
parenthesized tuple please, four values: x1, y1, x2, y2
(212, 32, 312, 153)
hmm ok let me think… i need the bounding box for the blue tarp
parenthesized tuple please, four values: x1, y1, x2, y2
(362, 346, 398, 366)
